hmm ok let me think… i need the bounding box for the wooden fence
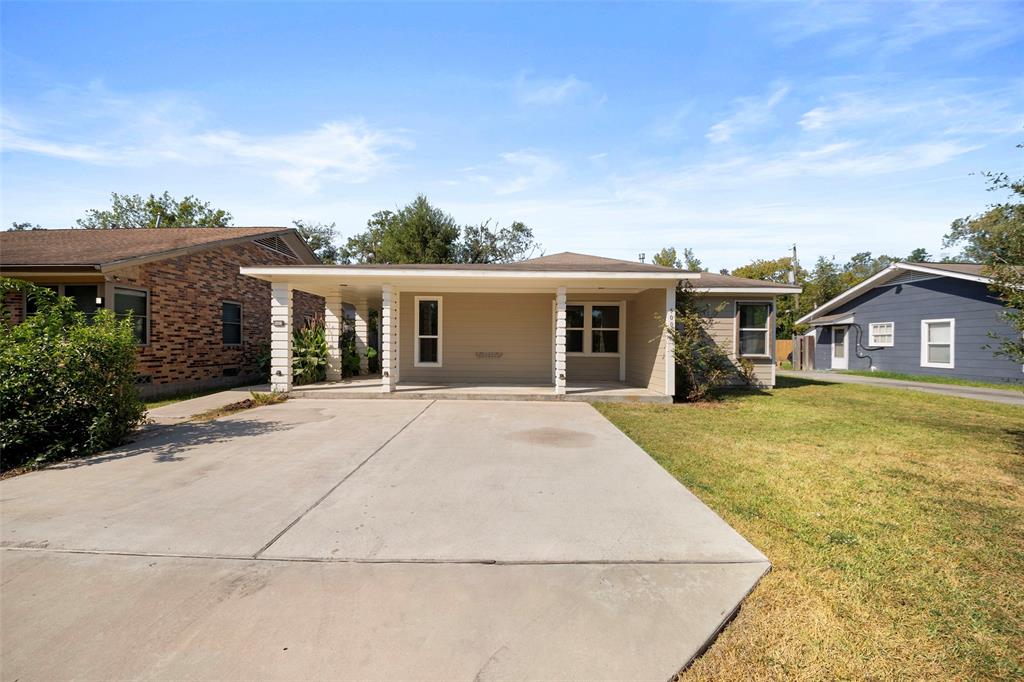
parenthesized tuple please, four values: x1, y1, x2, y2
(775, 339, 793, 366)
(790, 334, 816, 370)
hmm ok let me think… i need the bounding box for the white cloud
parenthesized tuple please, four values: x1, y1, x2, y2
(0, 85, 410, 192)
(493, 150, 561, 195)
(707, 84, 790, 143)
(515, 74, 592, 106)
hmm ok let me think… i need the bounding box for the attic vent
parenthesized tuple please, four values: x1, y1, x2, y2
(888, 270, 940, 286)
(255, 235, 298, 260)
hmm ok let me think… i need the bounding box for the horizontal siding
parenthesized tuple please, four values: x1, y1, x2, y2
(567, 355, 619, 382)
(813, 277, 1022, 383)
(625, 288, 667, 392)
(699, 296, 774, 387)
(399, 292, 552, 383)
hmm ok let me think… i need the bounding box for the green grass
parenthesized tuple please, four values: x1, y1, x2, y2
(596, 377, 1024, 681)
(840, 369, 1023, 392)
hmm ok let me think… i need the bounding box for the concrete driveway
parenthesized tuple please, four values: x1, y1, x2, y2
(1, 399, 768, 681)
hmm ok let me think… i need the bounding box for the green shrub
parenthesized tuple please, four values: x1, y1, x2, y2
(0, 278, 146, 471)
(668, 281, 756, 401)
(292, 316, 328, 385)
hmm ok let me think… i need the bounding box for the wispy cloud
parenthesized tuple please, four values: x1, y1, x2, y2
(772, 1, 1023, 58)
(465, 150, 562, 195)
(0, 84, 410, 192)
(707, 84, 790, 143)
(515, 74, 593, 106)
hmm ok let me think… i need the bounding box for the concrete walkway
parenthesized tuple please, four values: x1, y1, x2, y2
(0, 399, 768, 681)
(146, 383, 271, 425)
(779, 370, 1024, 406)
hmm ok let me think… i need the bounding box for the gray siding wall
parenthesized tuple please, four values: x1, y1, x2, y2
(812, 276, 1022, 384)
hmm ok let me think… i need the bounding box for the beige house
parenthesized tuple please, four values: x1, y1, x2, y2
(240, 252, 800, 401)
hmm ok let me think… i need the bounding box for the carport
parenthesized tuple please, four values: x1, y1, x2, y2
(239, 252, 689, 400)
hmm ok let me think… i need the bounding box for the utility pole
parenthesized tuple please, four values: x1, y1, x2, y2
(638, 252, 645, 263)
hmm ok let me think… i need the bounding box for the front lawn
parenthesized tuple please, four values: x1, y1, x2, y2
(597, 377, 1023, 680)
(840, 369, 1023, 392)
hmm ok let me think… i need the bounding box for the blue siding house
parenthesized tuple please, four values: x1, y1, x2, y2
(796, 262, 1022, 385)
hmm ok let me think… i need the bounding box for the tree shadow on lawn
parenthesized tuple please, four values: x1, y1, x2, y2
(47, 417, 292, 469)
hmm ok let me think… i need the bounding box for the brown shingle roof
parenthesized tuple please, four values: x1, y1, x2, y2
(333, 251, 685, 273)
(913, 262, 985, 276)
(694, 271, 802, 290)
(0, 227, 298, 268)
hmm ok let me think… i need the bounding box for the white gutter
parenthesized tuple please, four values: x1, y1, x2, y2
(239, 266, 693, 280)
(694, 286, 802, 295)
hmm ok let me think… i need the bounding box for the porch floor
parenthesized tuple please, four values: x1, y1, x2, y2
(290, 375, 671, 404)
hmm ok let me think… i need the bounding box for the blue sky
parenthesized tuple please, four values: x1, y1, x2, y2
(2, 1, 1022, 270)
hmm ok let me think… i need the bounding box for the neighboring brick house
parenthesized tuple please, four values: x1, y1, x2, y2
(1, 227, 323, 397)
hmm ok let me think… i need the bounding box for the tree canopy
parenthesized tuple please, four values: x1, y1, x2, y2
(652, 246, 704, 271)
(76, 192, 232, 229)
(292, 220, 341, 264)
(340, 195, 540, 264)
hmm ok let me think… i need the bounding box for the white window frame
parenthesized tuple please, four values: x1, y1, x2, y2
(565, 302, 622, 357)
(736, 301, 773, 359)
(113, 286, 151, 346)
(414, 295, 442, 367)
(920, 318, 955, 369)
(868, 321, 895, 347)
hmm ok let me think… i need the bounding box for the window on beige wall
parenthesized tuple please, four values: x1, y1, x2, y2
(566, 302, 621, 355)
(415, 296, 442, 366)
(737, 302, 771, 357)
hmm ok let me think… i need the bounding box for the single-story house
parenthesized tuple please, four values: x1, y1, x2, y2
(239, 252, 801, 400)
(1, 227, 322, 396)
(796, 261, 1022, 385)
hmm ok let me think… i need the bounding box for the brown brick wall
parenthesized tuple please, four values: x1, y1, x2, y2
(3, 241, 323, 396)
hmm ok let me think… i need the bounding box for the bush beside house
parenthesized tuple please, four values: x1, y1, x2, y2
(1, 280, 146, 472)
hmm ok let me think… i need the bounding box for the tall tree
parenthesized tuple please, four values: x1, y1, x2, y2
(76, 192, 232, 229)
(292, 220, 340, 264)
(682, 248, 705, 272)
(652, 247, 680, 269)
(341, 195, 539, 265)
(458, 220, 540, 263)
(905, 247, 932, 262)
(943, 145, 1024, 361)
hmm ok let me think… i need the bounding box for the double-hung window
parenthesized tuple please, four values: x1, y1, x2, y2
(222, 302, 242, 346)
(114, 287, 149, 345)
(415, 296, 442, 366)
(564, 303, 621, 355)
(25, 284, 97, 317)
(921, 319, 954, 368)
(737, 302, 771, 357)
(868, 322, 894, 347)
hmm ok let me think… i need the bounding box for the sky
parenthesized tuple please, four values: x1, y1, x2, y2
(1, 1, 1022, 271)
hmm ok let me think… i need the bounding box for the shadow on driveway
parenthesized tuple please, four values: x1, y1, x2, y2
(48, 417, 293, 469)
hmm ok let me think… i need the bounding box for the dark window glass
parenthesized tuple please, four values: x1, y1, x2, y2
(591, 305, 620, 329)
(419, 337, 438, 363)
(592, 330, 619, 354)
(566, 305, 585, 329)
(25, 285, 59, 315)
(566, 329, 584, 353)
(114, 288, 148, 344)
(222, 302, 242, 345)
(739, 303, 770, 329)
(64, 285, 99, 317)
(418, 299, 438, 336)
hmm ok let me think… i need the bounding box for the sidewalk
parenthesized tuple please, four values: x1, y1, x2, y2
(778, 370, 1023, 407)
(146, 384, 272, 426)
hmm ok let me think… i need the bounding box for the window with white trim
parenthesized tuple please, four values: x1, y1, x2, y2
(921, 319, 954, 369)
(415, 296, 442, 366)
(737, 302, 771, 357)
(868, 321, 894, 347)
(565, 303, 621, 355)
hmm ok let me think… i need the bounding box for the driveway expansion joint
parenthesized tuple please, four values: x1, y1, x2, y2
(250, 400, 436, 559)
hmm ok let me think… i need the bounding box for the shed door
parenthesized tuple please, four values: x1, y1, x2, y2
(832, 326, 848, 370)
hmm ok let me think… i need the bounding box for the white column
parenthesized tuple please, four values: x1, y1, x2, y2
(554, 287, 567, 395)
(392, 288, 400, 384)
(380, 285, 395, 392)
(664, 285, 677, 398)
(352, 297, 370, 375)
(270, 283, 293, 393)
(324, 290, 343, 381)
